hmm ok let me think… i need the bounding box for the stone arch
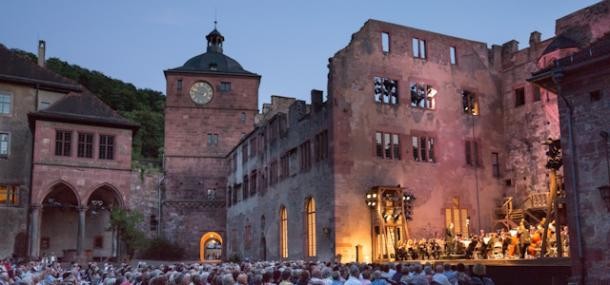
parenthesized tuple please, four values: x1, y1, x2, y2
(39, 181, 81, 260)
(84, 183, 124, 208)
(200, 231, 223, 262)
(37, 179, 80, 207)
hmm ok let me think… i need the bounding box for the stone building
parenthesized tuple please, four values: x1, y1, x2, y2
(0, 41, 82, 258)
(161, 27, 260, 260)
(529, 2, 610, 282)
(0, 41, 141, 261)
(27, 93, 139, 261)
(224, 2, 609, 264)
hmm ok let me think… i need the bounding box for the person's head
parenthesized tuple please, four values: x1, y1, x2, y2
(361, 270, 371, 281)
(413, 264, 422, 274)
(434, 264, 444, 274)
(471, 264, 486, 276)
(281, 269, 291, 281)
(371, 271, 382, 281)
(222, 274, 235, 285)
(455, 263, 466, 273)
(331, 271, 340, 281)
(252, 274, 263, 285)
(349, 265, 359, 278)
(321, 268, 331, 279)
(311, 268, 321, 279)
(299, 270, 309, 282)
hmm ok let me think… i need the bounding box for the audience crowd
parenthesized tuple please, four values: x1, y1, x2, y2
(0, 258, 495, 285)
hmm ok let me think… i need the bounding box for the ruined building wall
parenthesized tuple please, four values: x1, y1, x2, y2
(499, 36, 562, 207)
(328, 20, 505, 262)
(226, 94, 332, 261)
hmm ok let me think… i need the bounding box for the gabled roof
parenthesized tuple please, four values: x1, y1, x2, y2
(0, 43, 82, 92)
(28, 92, 139, 130)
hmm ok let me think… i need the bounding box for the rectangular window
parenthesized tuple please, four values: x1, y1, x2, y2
(242, 176, 249, 200)
(220, 81, 232, 92)
(280, 153, 289, 179)
(412, 135, 435, 162)
(0, 185, 19, 206)
(77, 133, 93, 158)
(590, 90, 601, 102)
(374, 77, 399, 105)
(381, 32, 390, 53)
(207, 133, 219, 145)
(55, 130, 72, 156)
(410, 83, 436, 110)
(450, 46, 457, 65)
(492, 152, 500, 178)
(0, 94, 11, 115)
(412, 38, 426, 59)
(462, 90, 479, 115)
(250, 171, 257, 195)
(376, 132, 383, 158)
(314, 130, 329, 162)
(392, 134, 401, 160)
(515, 87, 526, 107)
(0, 133, 9, 157)
(98, 135, 114, 160)
(375, 132, 401, 160)
(249, 137, 257, 158)
(242, 144, 248, 164)
(176, 79, 183, 93)
(465, 140, 481, 167)
(300, 140, 312, 171)
(207, 188, 216, 200)
(270, 160, 278, 185)
(93, 236, 104, 249)
(384, 133, 391, 158)
(533, 86, 541, 102)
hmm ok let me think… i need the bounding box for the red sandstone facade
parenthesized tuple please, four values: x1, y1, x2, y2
(162, 29, 261, 259)
(27, 93, 138, 260)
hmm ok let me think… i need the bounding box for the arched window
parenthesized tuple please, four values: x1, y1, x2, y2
(306, 197, 317, 257)
(280, 206, 288, 258)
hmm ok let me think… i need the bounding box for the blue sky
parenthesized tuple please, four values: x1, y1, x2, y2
(1, 1, 599, 108)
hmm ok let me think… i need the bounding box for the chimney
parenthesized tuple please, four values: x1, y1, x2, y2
(37, 40, 46, 67)
(529, 31, 541, 47)
(311, 89, 323, 113)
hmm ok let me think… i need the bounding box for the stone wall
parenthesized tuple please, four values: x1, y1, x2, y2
(499, 36, 562, 207)
(557, 57, 610, 284)
(0, 82, 66, 258)
(227, 98, 332, 261)
(328, 20, 506, 262)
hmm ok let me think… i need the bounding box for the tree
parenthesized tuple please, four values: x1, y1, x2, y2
(109, 208, 148, 259)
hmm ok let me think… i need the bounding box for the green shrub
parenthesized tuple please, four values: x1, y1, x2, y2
(139, 238, 185, 260)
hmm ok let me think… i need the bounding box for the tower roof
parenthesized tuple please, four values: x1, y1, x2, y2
(165, 26, 259, 77)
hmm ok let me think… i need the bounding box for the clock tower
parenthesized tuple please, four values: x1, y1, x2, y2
(163, 26, 260, 259)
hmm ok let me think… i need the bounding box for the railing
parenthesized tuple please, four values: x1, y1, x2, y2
(523, 192, 549, 209)
(555, 38, 610, 68)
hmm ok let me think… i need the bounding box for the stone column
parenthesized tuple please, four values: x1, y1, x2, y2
(77, 207, 86, 258)
(29, 205, 42, 259)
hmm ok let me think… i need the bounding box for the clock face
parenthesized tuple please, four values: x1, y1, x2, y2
(189, 81, 214, 105)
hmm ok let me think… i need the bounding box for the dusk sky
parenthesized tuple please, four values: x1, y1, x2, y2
(2, 1, 599, 108)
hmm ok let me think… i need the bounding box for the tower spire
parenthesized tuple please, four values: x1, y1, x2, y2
(205, 20, 224, 53)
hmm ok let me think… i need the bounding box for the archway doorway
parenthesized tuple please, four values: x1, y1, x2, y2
(40, 183, 79, 261)
(200, 232, 223, 262)
(86, 185, 122, 260)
